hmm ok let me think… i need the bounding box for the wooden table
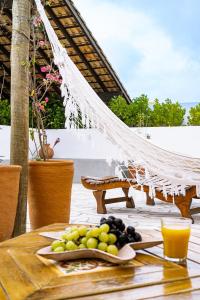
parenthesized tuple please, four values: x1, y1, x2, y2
(1, 224, 200, 300)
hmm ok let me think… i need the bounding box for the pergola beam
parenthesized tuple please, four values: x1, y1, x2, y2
(64, 0, 131, 103)
(45, 5, 106, 91)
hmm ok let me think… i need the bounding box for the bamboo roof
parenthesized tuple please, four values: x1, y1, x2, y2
(0, 0, 131, 103)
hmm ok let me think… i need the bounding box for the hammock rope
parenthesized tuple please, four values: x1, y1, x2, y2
(35, 0, 200, 195)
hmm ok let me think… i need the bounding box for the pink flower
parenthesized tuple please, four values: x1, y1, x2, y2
(46, 73, 54, 80)
(41, 65, 52, 73)
(33, 16, 42, 27)
(45, 97, 49, 103)
(38, 40, 46, 47)
(39, 104, 45, 111)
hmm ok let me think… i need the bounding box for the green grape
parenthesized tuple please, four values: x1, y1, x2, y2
(71, 226, 78, 232)
(86, 238, 98, 249)
(64, 233, 74, 241)
(98, 242, 108, 252)
(78, 226, 88, 236)
(54, 246, 65, 253)
(65, 241, 78, 251)
(100, 223, 110, 233)
(86, 230, 93, 238)
(51, 240, 65, 251)
(81, 237, 88, 245)
(78, 243, 86, 249)
(107, 245, 119, 256)
(99, 232, 109, 243)
(90, 227, 101, 237)
(61, 233, 69, 240)
(71, 230, 80, 240)
(108, 233, 117, 244)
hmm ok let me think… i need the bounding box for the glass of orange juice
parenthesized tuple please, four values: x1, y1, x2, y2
(161, 217, 191, 263)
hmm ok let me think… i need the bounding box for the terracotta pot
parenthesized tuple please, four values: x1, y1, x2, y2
(0, 165, 21, 241)
(28, 160, 74, 229)
(39, 144, 54, 159)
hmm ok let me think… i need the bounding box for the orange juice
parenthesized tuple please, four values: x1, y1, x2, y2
(162, 226, 190, 259)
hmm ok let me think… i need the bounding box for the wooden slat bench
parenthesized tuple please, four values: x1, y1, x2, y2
(81, 175, 200, 222)
(81, 176, 136, 214)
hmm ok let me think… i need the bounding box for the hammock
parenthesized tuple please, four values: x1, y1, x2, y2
(35, 0, 200, 197)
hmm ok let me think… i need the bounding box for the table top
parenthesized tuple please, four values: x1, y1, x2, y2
(1, 224, 200, 300)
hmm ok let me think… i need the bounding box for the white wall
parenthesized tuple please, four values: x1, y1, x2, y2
(1, 125, 200, 160)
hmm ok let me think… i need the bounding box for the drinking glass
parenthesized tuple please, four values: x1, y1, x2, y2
(161, 217, 191, 263)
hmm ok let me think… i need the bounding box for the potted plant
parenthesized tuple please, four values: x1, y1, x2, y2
(0, 162, 21, 241)
(28, 11, 74, 230)
(0, 124, 22, 241)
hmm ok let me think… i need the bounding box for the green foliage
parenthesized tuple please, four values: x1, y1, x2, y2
(188, 103, 200, 125)
(0, 99, 11, 125)
(108, 95, 132, 126)
(108, 94, 152, 127)
(151, 99, 185, 126)
(44, 94, 65, 129)
(130, 94, 152, 127)
(108, 95, 185, 127)
(29, 94, 65, 129)
(0, 95, 65, 128)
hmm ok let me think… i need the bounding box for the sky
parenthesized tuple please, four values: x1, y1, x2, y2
(74, 0, 200, 103)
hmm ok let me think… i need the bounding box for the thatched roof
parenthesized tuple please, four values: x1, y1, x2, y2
(0, 0, 131, 103)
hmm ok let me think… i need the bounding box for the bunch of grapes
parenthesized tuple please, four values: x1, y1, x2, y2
(51, 216, 142, 256)
(100, 216, 142, 249)
(51, 224, 119, 256)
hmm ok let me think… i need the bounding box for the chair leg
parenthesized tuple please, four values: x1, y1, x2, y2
(174, 196, 193, 223)
(146, 193, 155, 206)
(93, 190, 107, 214)
(122, 187, 135, 208)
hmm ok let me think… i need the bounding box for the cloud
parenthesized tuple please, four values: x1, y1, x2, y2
(74, 0, 200, 102)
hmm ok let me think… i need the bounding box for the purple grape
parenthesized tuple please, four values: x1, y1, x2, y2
(100, 217, 107, 225)
(105, 219, 113, 227)
(134, 232, 142, 242)
(110, 229, 121, 238)
(119, 223, 125, 232)
(114, 218, 123, 228)
(118, 233, 128, 246)
(127, 235, 135, 243)
(108, 216, 115, 221)
(127, 226, 135, 236)
(110, 223, 117, 230)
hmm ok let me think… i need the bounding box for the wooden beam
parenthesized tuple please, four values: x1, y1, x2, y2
(45, 5, 107, 91)
(64, 0, 131, 103)
(1, 14, 61, 96)
(0, 61, 10, 74)
(0, 44, 10, 58)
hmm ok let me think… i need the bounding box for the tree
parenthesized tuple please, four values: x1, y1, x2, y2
(188, 103, 200, 125)
(10, 0, 31, 236)
(151, 99, 185, 126)
(130, 94, 152, 127)
(108, 94, 152, 127)
(108, 95, 133, 126)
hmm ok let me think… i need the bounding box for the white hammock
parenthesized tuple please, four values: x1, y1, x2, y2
(35, 0, 200, 196)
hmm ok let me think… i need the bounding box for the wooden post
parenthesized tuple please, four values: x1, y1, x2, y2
(10, 0, 31, 236)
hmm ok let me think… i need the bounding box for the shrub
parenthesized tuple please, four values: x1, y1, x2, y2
(130, 94, 152, 127)
(0, 99, 11, 125)
(151, 99, 185, 126)
(0, 95, 65, 129)
(188, 103, 200, 125)
(108, 95, 133, 126)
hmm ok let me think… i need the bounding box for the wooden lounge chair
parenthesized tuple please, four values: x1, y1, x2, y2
(81, 174, 199, 222)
